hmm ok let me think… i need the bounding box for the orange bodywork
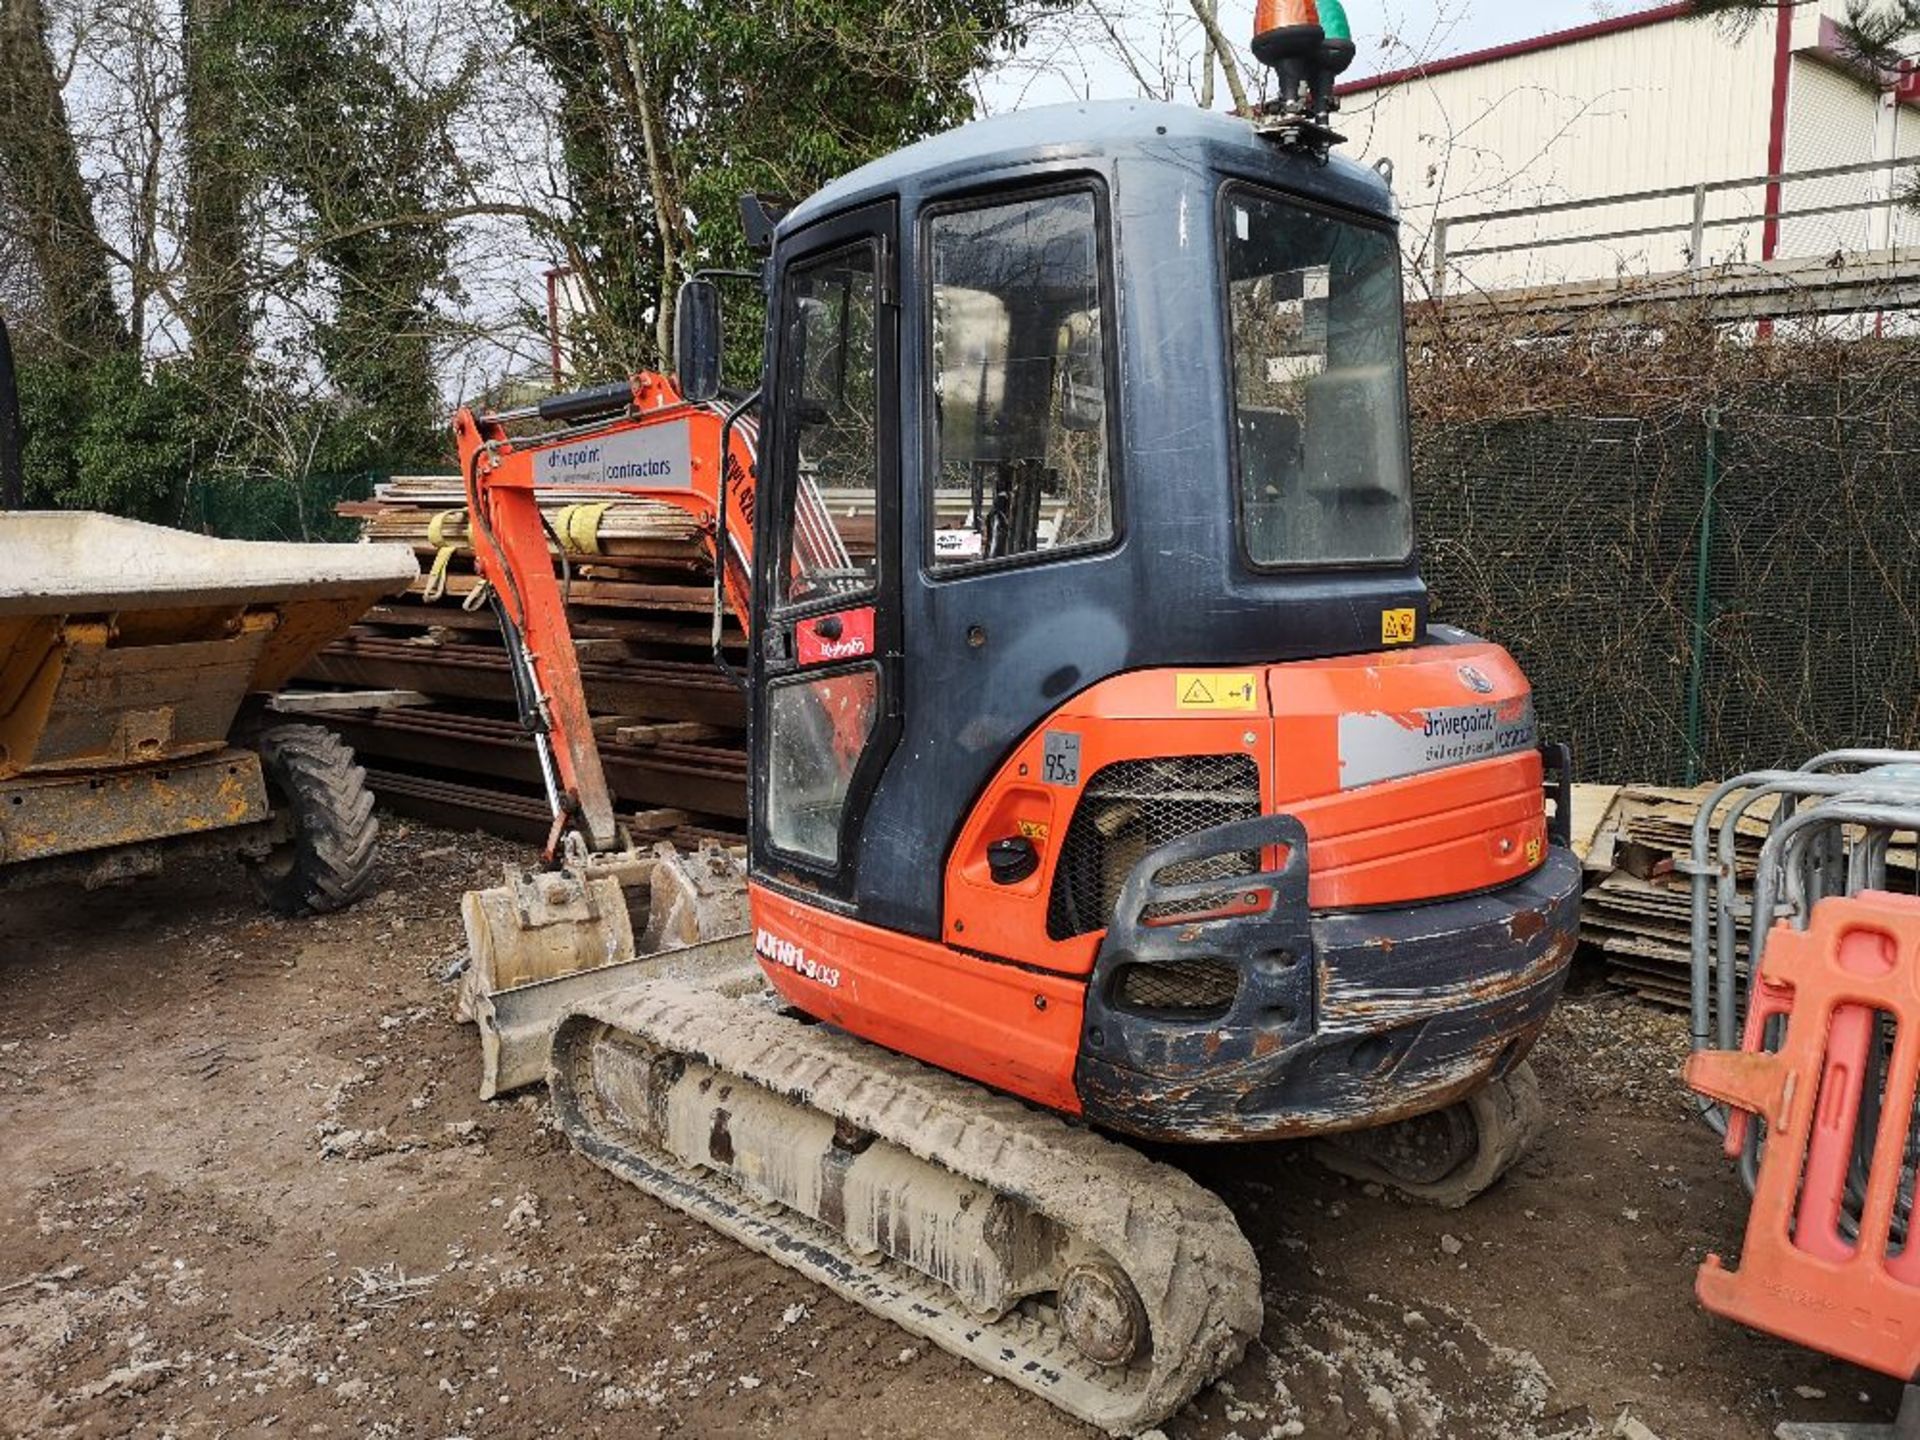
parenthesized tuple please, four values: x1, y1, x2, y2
(1685, 891, 1920, 1381)
(754, 641, 1552, 1115)
(944, 641, 1547, 978)
(753, 883, 1090, 1113)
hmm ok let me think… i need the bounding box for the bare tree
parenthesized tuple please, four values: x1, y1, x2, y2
(0, 0, 130, 358)
(181, 0, 249, 373)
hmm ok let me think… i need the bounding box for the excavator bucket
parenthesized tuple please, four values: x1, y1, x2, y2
(457, 840, 748, 1098)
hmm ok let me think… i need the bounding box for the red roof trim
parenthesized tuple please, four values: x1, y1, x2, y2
(1336, 2, 1697, 96)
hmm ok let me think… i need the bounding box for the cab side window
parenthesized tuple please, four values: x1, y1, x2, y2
(926, 189, 1115, 569)
(777, 244, 881, 606)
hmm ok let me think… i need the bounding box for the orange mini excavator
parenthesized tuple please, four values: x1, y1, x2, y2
(450, 10, 1580, 1431)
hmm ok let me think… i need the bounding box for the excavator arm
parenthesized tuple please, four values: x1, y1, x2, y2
(453, 372, 758, 862)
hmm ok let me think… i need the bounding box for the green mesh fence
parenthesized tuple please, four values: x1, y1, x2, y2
(178, 469, 380, 542)
(145, 355, 1920, 786)
(1413, 361, 1920, 785)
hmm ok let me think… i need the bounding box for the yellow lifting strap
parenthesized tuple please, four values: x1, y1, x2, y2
(422, 507, 467, 604)
(553, 501, 614, 557)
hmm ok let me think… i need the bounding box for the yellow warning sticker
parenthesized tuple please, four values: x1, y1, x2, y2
(1381, 608, 1417, 645)
(1176, 672, 1259, 712)
(1016, 819, 1051, 842)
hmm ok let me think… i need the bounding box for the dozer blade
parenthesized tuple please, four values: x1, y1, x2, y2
(458, 841, 748, 1098)
(549, 973, 1263, 1436)
(469, 932, 757, 1099)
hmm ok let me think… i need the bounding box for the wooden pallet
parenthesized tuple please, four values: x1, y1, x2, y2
(1572, 781, 1915, 1010)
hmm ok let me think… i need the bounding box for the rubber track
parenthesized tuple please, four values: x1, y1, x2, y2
(551, 975, 1262, 1436)
(252, 724, 379, 916)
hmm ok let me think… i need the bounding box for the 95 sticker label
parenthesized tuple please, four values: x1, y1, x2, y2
(1041, 731, 1081, 787)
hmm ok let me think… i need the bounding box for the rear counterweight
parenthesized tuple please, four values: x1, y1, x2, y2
(1075, 834, 1580, 1143)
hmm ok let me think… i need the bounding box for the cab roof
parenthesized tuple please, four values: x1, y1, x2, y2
(779, 99, 1396, 240)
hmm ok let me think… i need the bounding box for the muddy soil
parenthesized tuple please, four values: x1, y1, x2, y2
(0, 820, 1900, 1439)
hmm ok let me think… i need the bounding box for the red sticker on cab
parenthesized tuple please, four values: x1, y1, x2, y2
(796, 606, 876, 666)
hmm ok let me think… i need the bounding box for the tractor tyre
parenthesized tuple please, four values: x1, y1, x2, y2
(246, 724, 379, 917)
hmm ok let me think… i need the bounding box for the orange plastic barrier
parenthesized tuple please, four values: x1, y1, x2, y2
(1685, 890, 1920, 1381)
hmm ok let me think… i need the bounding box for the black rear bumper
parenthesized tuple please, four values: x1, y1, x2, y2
(1072, 814, 1580, 1143)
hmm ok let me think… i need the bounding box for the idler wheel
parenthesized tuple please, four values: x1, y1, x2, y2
(1058, 1259, 1149, 1368)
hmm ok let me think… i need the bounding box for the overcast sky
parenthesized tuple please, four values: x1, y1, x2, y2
(982, 0, 1624, 111)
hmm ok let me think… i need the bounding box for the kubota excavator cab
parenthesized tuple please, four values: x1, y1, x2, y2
(689, 99, 1581, 1158)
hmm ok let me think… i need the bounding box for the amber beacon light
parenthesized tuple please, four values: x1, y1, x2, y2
(1253, 0, 1355, 125)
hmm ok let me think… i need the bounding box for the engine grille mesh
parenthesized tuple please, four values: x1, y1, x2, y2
(1046, 753, 1262, 942)
(1115, 959, 1242, 1016)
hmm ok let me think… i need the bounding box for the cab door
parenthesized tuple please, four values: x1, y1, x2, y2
(750, 203, 902, 905)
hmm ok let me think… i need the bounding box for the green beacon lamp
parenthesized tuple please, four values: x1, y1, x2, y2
(1250, 0, 1358, 144)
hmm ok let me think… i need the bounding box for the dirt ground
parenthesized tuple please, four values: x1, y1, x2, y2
(0, 819, 1903, 1440)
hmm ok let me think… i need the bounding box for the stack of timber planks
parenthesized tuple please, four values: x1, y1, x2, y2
(1569, 784, 1760, 1008)
(296, 475, 750, 848)
(1572, 782, 1916, 1008)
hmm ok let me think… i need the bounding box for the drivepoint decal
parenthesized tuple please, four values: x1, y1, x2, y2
(536, 418, 694, 488)
(1336, 696, 1537, 789)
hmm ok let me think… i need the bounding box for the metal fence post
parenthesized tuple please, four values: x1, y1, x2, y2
(1431, 217, 1448, 301)
(1690, 183, 1708, 279)
(0, 313, 20, 510)
(1684, 408, 1722, 786)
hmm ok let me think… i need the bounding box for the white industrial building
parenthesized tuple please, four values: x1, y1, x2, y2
(1334, 1, 1920, 297)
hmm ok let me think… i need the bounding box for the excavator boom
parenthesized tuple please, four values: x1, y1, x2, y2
(454, 372, 757, 860)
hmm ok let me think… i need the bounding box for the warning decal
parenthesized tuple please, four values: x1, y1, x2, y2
(1381, 608, 1417, 645)
(1176, 672, 1259, 712)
